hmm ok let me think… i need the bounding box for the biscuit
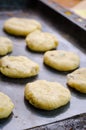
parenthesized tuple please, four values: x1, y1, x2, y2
(26, 30, 58, 52)
(24, 80, 71, 110)
(44, 50, 80, 71)
(0, 56, 39, 78)
(67, 68, 86, 93)
(3, 17, 42, 36)
(0, 36, 13, 56)
(0, 92, 14, 119)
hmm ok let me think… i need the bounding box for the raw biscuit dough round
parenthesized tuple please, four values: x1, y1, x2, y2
(24, 80, 71, 110)
(0, 92, 14, 119)
(0, 56, 39, 78)
(3, 17, 42, 36)
(0, 36, 13, 56)
(67, 68, 86, 93)
(26, 30, 58, 52)
(44, 50, 80, 71)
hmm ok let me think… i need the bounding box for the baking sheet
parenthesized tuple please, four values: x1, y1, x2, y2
(0, 5, 86, 130)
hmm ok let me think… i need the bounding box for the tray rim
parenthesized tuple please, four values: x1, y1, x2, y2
(39, 0, 86, 31)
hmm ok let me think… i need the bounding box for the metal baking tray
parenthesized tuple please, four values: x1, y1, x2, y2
(0, 0, 86, 130)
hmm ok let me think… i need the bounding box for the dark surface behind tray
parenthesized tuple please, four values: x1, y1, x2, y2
(0, 0, 86, 130)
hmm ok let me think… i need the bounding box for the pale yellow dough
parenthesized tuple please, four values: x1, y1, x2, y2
(26, 30, 58, 52)
(3, 17, 42, 36)
(0, 92, 14, 119)
(0, 36, 13, 56)
(67, 68, 86, 93)
(24, 80, 71, 110)
(44, 50, 80, 71)
(0, 56, 39, 78)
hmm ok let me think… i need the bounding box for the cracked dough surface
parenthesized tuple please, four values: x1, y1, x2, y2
(3, 17, 42, 36)
(0, 92, 14, 119)
(26, 30, 58, 52)
(0, 36, 13, 56)
(24, 80, 71, 110)
(67, 68, 86, 93)
(44, 50, 80, 71)
(0, 56, 39, 78)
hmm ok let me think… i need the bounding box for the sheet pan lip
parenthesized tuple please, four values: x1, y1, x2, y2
(24, 113, 86, 130)
(39, 0, 86, 31)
